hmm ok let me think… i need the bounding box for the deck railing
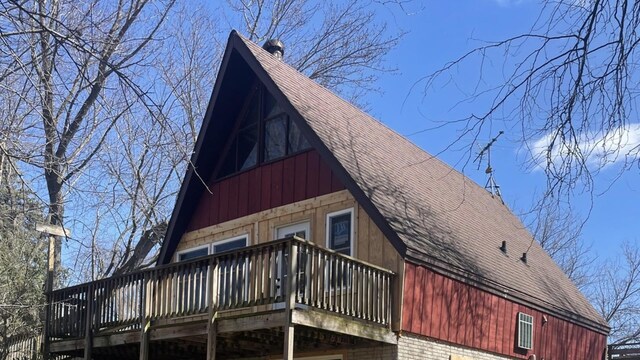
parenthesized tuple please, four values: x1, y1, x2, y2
(4, 334, 41, 360)
(47, 237, 394, 340)
(609, 343, 640, 360)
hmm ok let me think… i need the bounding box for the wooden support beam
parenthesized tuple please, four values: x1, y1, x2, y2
(139, 321, 150, 360)
(140, 271, 150, 360)
(42, 231, 57, 360)
(42, 292, 52, 360)
(207, 321, 217, 360)
(291, 308, 397, 344)
(283, 241, 298, 360)
(283, 324, 294, 360)
(83, 284, 94, 360)
(207, 259, 219, 360)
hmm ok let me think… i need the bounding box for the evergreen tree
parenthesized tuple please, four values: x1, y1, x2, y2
(0, 150, 47, 359)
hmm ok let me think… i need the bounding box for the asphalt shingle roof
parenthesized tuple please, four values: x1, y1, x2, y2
(235, 32, 608, 331)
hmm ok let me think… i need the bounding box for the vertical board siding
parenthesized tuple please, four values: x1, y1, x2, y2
(293, 153, 307, 202)
(282, 156, 295, 205)
(402, 264, 415, 330)
(187, 150, 345, 231)
(270, 160, 284, 208)
(402, 262, 607, 360)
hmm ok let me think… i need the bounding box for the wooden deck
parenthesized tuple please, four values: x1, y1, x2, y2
(45, 237, 396, 359)
(610, 343, 640, 360)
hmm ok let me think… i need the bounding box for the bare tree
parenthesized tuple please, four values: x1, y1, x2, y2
(422, 0, 640, 204)
(529, 203, 594, 290)
(590, 242, 640, 345)
(0, 0, 176, 282)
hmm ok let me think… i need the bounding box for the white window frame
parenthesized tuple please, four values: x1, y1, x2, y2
(174, 244, 210, 313)
(175, 244, 210, 262)
(210, 234, 249, 254)
(272, 355, 343, 360)
(211, 234, 249, 306)
(273, 222, 311, 301)
(325, 208, 355, 256)
(517, 312, 534, 350)
(275, 221, 311, 240)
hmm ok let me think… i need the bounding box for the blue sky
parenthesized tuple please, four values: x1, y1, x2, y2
(363, 0, 639, 260)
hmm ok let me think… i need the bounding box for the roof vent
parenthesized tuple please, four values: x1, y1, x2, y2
(521, 252, 527, 264)
(500, 240, 507, 254)
(263, 39, 285, 60)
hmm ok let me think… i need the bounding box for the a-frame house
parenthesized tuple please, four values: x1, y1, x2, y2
(44, 31, 609, 360)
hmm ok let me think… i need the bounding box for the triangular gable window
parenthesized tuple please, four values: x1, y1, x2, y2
(216, 85, 310, 179)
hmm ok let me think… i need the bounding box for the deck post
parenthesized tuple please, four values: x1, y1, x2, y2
(283, 240, 298, 360)
(83, 283, 94, 360)
(140, 273, 150, 360)
(207, 258, 219, 360)
(42, 291, 51, 360)
(41, 231, 57, 360)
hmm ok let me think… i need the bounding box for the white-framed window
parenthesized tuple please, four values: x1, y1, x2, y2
(275, 222, 311, 298)
(212, 235, 249, 306)
(211, 234, 248, 254)
(273, 355, 342, 360)
(517, 312, 534, 350)
(176, 244, 209, 262)
(326, 208, 354, 256)
(276, 221, 311, 240)
(175, 244, 210, 312)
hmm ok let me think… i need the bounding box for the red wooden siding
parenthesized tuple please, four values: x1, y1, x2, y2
(402, 262, 607, 360)
(187, 150, 345, 231)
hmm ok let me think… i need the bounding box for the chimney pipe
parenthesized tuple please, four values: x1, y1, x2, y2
(500, 241, 507, 254)
(521, 252, 527, 264)
(263, 39, 285, 60)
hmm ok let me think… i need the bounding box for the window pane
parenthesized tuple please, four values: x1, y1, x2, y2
(179, 247, 208, 261)
(237, 127, 258, 170)
(264, 116, 287, 161)
(264, 89, 282, 118)
(217, 138, 237, 178)
(213, 238, 247, 253)
(288, 120, 310, 153)
(240, 89, 260, 128)
(329, 213, 351, 255)
(518, 313, 533, 349)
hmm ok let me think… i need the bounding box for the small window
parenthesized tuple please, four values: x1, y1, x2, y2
(518, 312, 534, 350)
(212, 236, 247, 253)
(276, 222, 310, 240)
(326, 209, 353, 256)
(177, 246, 209, 261)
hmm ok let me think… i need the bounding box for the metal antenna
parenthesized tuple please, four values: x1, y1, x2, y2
(474, 131, 504, 203)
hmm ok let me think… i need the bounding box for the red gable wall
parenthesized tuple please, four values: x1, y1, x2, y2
(403, 262, 607, 360)
(187, 150, 345, 231)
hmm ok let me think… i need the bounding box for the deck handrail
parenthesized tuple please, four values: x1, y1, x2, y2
(4, 334, 41, 360)
(47, 237, 395, 341)
(609, 343, 640, 359)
